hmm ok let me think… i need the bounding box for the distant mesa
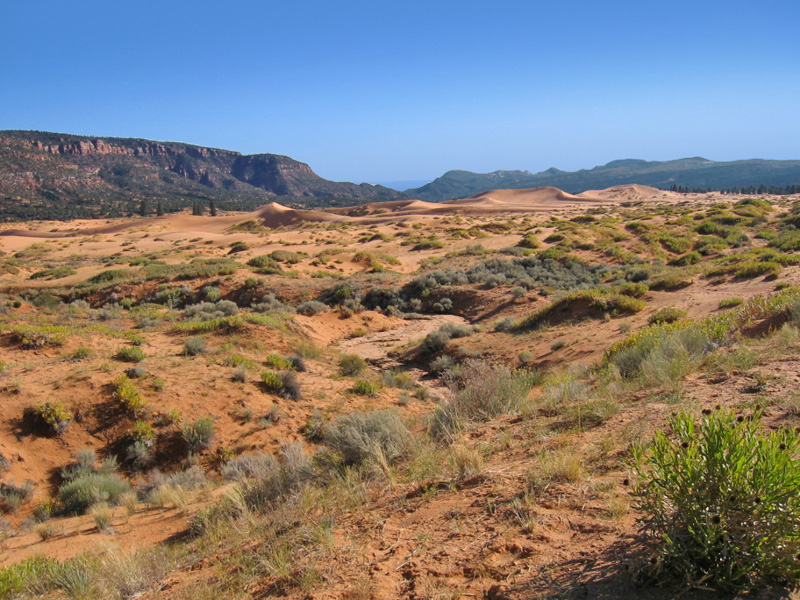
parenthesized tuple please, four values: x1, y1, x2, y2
(0, 130, 798, 222)
(0, 130, 404, 221)
(406, 157, 800, 201)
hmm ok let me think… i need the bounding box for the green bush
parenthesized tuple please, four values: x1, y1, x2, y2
(58, 453, 129, 515)
(632, 410, 800, 590)
(260, 371, 283, 392)
(351, 379, 380, 396)
(517, 232, 540, 249)
(338, 354, 367, 376)
(648, 307, 688, 325)
(264, 354, 291, 370)
(115, 346, 145, 362)
(183, 336, 206, 356)
(28, 401, 72, 435)
(182, 416, 215, 453)
(735, 261, 782, 279)
(718, 297, 744, 309)
(114, 376, 147, 414)
(668, 251, 701, 267)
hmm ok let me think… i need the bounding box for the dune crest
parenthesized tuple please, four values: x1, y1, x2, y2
(578, 184, 681, 201)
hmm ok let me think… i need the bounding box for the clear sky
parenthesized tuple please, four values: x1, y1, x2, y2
(2, 0, 799, 185)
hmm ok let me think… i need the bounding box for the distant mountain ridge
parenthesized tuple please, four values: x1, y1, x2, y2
(0, 131, 403, 220)
(407, 157, 800, 201)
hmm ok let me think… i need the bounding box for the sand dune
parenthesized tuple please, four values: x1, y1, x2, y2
(254, 202, 343, 228)
(443, 187, 602, 212)
(0, 184, 684, 241)
(577, 184, 681, 202)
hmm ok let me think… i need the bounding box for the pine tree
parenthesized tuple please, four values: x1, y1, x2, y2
(209, 199, 217, 217)
(139, 199, 147, 217)
(156, 201, 164, 216)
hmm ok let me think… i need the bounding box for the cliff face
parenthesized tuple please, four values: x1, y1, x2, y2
(0, 131, 403, 220)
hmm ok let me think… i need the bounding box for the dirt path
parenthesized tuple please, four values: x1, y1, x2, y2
(335, 314, 469, 368)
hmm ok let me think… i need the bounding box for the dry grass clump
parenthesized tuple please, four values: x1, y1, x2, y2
(429, 359, 539, 442)
(323, 410, 413, 467)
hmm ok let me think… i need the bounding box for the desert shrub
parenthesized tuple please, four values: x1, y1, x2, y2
(517, 232, 540, 249)
(718, 297, 744, 309)
(182, 416, 215, 453)
(183, 299, 239, 320)
(338, 353, 367, 376)
(232, 367, 247, 383)
(247, 254, 281, 269)
(287, 354, 307, 372)
(0, 482, 33, 514)
(27, 401, 72, 435)
(30, 267, 76, 280)
(115, 346, 145, 362)
(94, 546, 176, 600)
(615, 282, 649, 298)
(279, 371, 302, 400)
(735, 261, 782, 279)
(421, 322, 473, 353)
(89, 502, 114, 532)
(351, 379, 380, 396)
(183, 336, 206, 356)
(382, 370, 415, 390)
(648, 307, 688, 325)
(126, 365, 146, 379)
(264, 354, 291, 370)
(88, 269, 132, 284)
(429, 354, 455, 375)
(769, 231, 800, 252)
(270, 249, 305, 263)
(260, 370, 283, 392)
(411, 236, 444, 250)
(541, 370, 588, 415)
(70, 346, 92, 361)
(513, 289, 645, 331)
(114, 376, 147, 414)
(605, 321, 712, 383)
(59, 462, 130, 515)
(668, 251, 701, 267)
(296, 300, 328, 316)
(236, 442, 315, 511)
(0, 557, 61, 598)
(127, 441, 154, 470)
(129, 420, 155, 445)
(323, 409, 413, 466)
(429, 360, 539, 442)
(632, 410, 800, 590)
(659, 234, 693, 254)
(221, 452, 279, 481)
(9, 324, 69, 349)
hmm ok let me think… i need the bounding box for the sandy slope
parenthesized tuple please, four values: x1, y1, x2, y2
(577, 184, 682, 202)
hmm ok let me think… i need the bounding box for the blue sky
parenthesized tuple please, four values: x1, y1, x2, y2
(2, 1, 799, 185)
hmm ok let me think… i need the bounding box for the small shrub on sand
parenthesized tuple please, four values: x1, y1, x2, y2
(632, 410, 800, 590)
(351, 379, 380, 396)
(182, 416, 215, 453)
(114, 346, 146, 362)
(183, 336, 206, 356)
(338, 353, 368, 376)
(324, 409, 413, 467)
(89, 502, 114, 532)
(648, 307, 688, 325)
(429, 360, 539, 442)
(27, 401, 72, 435)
